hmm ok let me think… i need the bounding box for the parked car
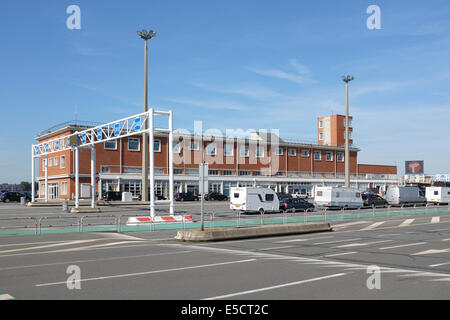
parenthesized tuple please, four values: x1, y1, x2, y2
(362, 193, 388, 207)
(102, 191, 122, 201)
(137, 193, 166, 201)
(175, 192, 199, 201)
(0, 192, 25, 203)
(276, 192, 292, 201)
(279, 198, 315, 213)
(204, 192, 228, 201)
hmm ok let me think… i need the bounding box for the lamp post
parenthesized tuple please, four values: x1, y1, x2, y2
(342, 75, 354, 188)
(137, 29, 156, 202)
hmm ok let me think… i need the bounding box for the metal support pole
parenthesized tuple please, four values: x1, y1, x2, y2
(45, 155, 48, 203)
(344, 82, 350, 188)
(75, 147, 79, 209)
(149, 108, 155, 218)
(91, 147, 96, 208)
(142, 39, 149, 202)
(31, 147, 35, 202)
(169, 110, 174, 216)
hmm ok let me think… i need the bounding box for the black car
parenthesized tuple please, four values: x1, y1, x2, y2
(175, 192, 199, 201)
(103, 191, 122, 201)
(137, 194, 166, 201)
(204, 192, 228, 201)
(0, 192, 26, 202)
(362, 193, 388, 207)
(276, 192, 293, 201)
(279, 198, 315, 213)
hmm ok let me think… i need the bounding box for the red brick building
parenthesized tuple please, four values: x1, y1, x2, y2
(35, 116, 399, 200)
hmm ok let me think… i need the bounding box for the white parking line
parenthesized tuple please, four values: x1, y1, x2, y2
(258, 246, 294, 251)
(0, 293, 14, 300)
(314, 238, 362, 245)
(360, 222, 385, 231)
(429, 262, 450, 268)
(379, 242, 427, 250)
(36, 258, 257, 287)
(399, 219, 415, 227)
(431, 217, 441, 224)
(276, 236, 334, 243)
(203, 273, 347, 300)
(0, 239, 109, 254)
(321, 252, 357, 258)
(334, 240, 392, 249)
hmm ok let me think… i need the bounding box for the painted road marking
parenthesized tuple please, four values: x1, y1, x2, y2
(331, 221, 370, 228)
(360, 222, 385, 231)
(314, 238, 362, 245)
(321, 252, 358, 258)
(0, 250, 193, 271)
(0, 293, 14, 300)
(413, 248, 450, 256)
(203, 273, 347, 300)
(49, 240, 144, 253)
(35, 259, 257, 287)
(431, 217, 441, 224)
(379, 242, 427, 250)
(399, 219, 415, 227)
(334, 240, 393, 249)
(276, 236, 334, 243)
(0, 239, 109, 254)
(429, 262, 450, 268)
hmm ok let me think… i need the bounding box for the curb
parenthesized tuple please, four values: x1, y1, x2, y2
(174, 222, 332, 242)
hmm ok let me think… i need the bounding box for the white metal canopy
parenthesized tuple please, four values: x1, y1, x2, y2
(31, 109, 174, 217)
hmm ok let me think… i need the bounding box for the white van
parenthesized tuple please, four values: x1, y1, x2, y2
(230, 187, 279, 214)
(385, 186, 426, 206)
(426, 186, 450, 204)
(314, 186, 363, 209)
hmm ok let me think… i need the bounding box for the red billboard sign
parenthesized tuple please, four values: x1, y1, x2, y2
(405, 161, 424, 174)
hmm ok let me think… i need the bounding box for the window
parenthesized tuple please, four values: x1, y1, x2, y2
(222, 170, 234, 176)
(275, 172, 284, 176)
(275, 148, 283, 155)
(314, 151, 321, 161)
(337, 152, 344, 162)
(154, 139, 161, 152)
(319, 120, 323, 128)
(48, 158, 53, 167)
(173, 141, 181, 153)
(256, 146, 264, 158)
(206, 143, 217, 156)
(434, 191, 439, 195)
(61, 182, 67, 195)
(253, 171, 262, 176)
(348, 132, 352, 139)
(265, 194, 274, 201)
(301, 150, 310, 157)
(123, 167, 141, 173)
(240, 145, 249, 157)
(224, 144, 234, 156)
(54, 157, 58, 166)
(128, 138, 140, 151)
(336, 192, 340, 198)
(208, 170, 219, 176)
(319, 132, 324, 140)
(234, 193, 240, 198)
(238, 170, 250, 176)
(317, 191, 323, 197)
(326, 152, 333, 161)
(174, 168, 183, 175)
(42, 159, 47, 171)
(60, 156, 66, 169)
(288, 149, 297, 157)
(189, 141, 199, 151)
(105, 140, 117, 150)
(101, 166, 110, 173)
(40, 183, 45, 195)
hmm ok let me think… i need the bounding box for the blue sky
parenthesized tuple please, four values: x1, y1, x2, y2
(1, 0, 450, 183)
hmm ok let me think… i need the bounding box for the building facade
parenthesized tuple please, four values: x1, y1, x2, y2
(35, 116, 399, 200)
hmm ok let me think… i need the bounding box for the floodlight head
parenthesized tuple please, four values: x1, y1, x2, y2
(137, 29, 157, 40)
(342, 75, 354, 83)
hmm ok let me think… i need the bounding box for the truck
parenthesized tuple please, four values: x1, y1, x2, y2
(313, 186, 363, 209)
(230, 187, 279, 214)
(425, 186, 450, 204)
(385, 186, 427, 206)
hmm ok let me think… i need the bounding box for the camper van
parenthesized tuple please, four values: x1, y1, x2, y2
(230, 187, 279, 214)
(385, 186, 427, 206)
(313, 186, 363, 209)
(426, 186, 450, 204)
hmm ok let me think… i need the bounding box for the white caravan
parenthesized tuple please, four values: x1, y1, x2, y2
(314, 186, 363, 209)
(426, 186, 450, 204)
(230, 187, 279, 214)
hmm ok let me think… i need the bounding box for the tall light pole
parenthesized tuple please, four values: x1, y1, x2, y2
(137, 29, 156, 201)
(342, 75, 354, 188)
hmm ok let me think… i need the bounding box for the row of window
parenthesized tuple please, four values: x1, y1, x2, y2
(42, 156, 66, 170)
(105, 139, 345, 162)
(318, 119, 352, 128)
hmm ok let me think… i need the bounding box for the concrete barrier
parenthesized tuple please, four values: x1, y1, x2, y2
(70, 207, 101, 214)
(175, 222, 332, 242)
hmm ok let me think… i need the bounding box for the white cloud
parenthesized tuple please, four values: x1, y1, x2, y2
(248, 59, 316, 85)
